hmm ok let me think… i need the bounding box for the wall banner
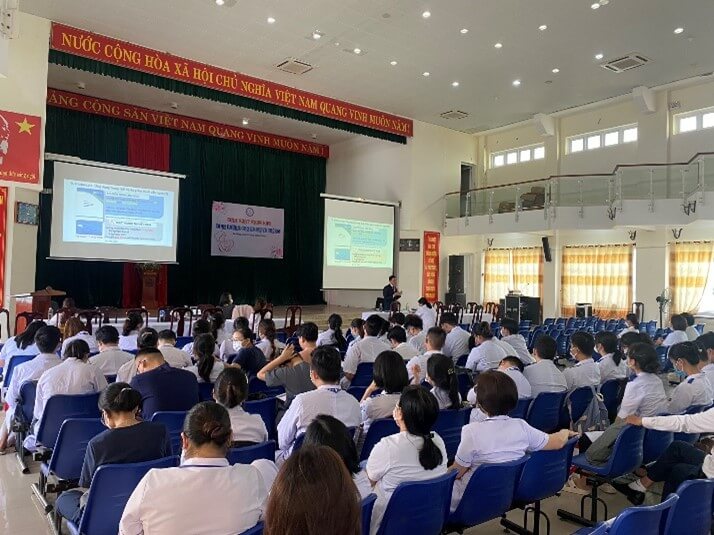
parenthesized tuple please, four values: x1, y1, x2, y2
(422, 231, 440, 302)
(51, 23, 413, 137)
(0, 109, 41, 184)
(211, 201, 284, 259)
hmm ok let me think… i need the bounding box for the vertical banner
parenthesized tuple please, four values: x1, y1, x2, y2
(0, 110, 42, 184)
(211, 201, 284, 259)
(422, 231, 440, 302)
(0, 187, 6, 306)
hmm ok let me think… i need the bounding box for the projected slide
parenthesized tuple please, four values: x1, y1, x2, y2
(326, 216, 393, 268)
(62, 179, 174, 247)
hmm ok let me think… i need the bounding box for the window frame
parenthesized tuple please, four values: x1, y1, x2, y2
(674, 107, 714, 135)
(490, 142, 546, 169)
(566, 123, 638, 155)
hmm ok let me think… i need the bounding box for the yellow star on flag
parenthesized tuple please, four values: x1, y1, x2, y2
(16, 117, 35, 134)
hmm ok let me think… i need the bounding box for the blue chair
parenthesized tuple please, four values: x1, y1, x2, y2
(240, 522, 264, 535)
(66, 456, 178, 535)
(1, 354, 37, 389)
(248, 376, 284, 398)
(433, 408, 470, 462)
(245, 397, 278, 441)
(574, 494, 678, 535)
(673, 403, 711, 444)
(360, 418, 400, 461)
(509, 397, 532, 419)
(600, 378, 626, 423)
(656, 346, 671, 371)
(557, 425, 645, 526)
(447, 456, 529, 530)
(663, 478, 714, 535)
(150, 411, 187, 455)
(198, 382, 214, 401)
(457, 371, 474, 399)
(526, 391, 566, 433)
(35, 392, 102, 452)
(352, 362, 374, 387)
(13, 380, 37, 473)
(565, 386, 595, 426)
(376, 471, 457, 535)
(555, 334, 569, 357)
(642, 427, 674, 465)
(227, 441, 276, 464)
(104, 374, 117, 384)
(361, 494, 377, 535)
(347, 386, 367, 401)
(501, 437, 578, 535)
(455, 354, 467, 367)
(176, 336, 192, 348)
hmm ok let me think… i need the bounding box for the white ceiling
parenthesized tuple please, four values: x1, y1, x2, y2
(23, 0, 714, 134)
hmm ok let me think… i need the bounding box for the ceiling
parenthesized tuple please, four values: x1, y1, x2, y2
(23, 0, 714, 134)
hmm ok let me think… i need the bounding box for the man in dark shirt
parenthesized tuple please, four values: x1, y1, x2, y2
(227, 327, 266, 376)
(382, 275, 401, 311)
(130, 348, 199, 418)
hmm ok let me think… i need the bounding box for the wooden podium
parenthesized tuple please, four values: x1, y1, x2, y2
(140, 269, 159, 309)
(13, 287, 66, 317)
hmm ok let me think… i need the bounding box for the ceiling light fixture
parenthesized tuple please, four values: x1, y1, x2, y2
(512, 79, 521, 87)
(312, 30, 323, 40)
(595, 53, 604, 60)
(390, 60, 398, 66)
(674, 27, 684, 34)
(494, 42, 503, 48)
(423, 71, 430, 77)
(353, 48, 362, 54)
(460, 28, 469, 34)
(591, 3, 600, 9)
(552, 68, 560, 73)
(422, 10, 431, 18)
(242, 118, 249, 126)
(539, 24, 548, 31)
(215, 0, 224, 5)
(452, 81, 459, 87)
(267, 17, 276, 24)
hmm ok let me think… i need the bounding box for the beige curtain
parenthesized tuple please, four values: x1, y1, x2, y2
(669, 241, 714, 314)
(483, 249, 511, 303)
(512, 248, 543, 298)
(561, 244, 633, 318)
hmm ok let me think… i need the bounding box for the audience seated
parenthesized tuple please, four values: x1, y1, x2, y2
(0, 319, 43, 369)
(595, 331, 628, 383)
(618, 313, 640, 338)
(61, 318, 99, 357)
(182, 319, 219, 357)
(207, 310, 229, 347)
(342, 315, 390, 387)
(406, 327, 446, 384)
(426, 353, 462, 410)
(497, 356, 532, 399)
(157, 329, 192, 368)
(523, 335, 567, 396)
(276, 346, 360, 463)
(316, 313, 347, 352)
(249, 298, 268, 333)
(119, 312, 145, 351)
(226, 327, 266, 376)
(659, 314, 689, 347)
(90, 325, 133, 374)
(414, 297, 437, 330)
(116, 328, 159, 383)
(387, 326, 419, 360)
(256, 318, 284, 360)
(563, 331, 600, 391)
(186, 333, 225, 383)
(439, 313, 471, 360)
(47, 297, 75, 327)
(348, 318, 365, 349)
(213, 367, 268, 446)
(129, 348, 199, 419)
(119, 402, 269, 534)
(697, 332, 714, 392)
(499, 317, 533, 364)
(465, 322, 507, 372)
(219, 317, 250, 360)
(666, 342, 713, 414)
(360, 351, 410, 432)
(404, 314, 426, 354)
(55, 383, 171, 525)
(389, 312, 406, 331)
(682, 312, 700, 341)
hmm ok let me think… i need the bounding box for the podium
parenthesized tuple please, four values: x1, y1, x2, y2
(13, 287, 66, 317)
(140, 269, 159, 309)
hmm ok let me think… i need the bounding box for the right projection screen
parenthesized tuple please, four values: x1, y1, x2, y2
(322, 197, 395, 290)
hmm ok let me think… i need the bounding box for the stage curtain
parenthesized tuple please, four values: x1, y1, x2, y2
(483, 249, 511, 304)
(561, 244, 633, 319)
(669, 241, 713, 314)
(512, 247, 543, 297)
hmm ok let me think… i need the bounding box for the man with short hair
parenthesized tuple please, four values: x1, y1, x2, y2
(439, 313, 471, 360)
(130, 348, 199, 419)
(406, 327, 447, 384)
(387, 327, 419, 361)
(499, 318, 533, 365)
(342, 314, 390, 386)
(90, 325, 134, 374)
(523, 335, 567, 396)
(404, 314, 426, 353)
(276, 346, 360, 463)
(382, 275, 402, 312)
(697, 332, 714, 393)
(683, 313, 700, 341)
(157, 329, 192, 369)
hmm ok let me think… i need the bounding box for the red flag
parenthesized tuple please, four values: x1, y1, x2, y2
(0, 110, 42, 184)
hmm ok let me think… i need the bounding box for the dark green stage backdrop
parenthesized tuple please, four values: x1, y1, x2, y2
(36, 106, 326, 307)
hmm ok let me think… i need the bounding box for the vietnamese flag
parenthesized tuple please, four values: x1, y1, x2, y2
(0, 109, 41, 184)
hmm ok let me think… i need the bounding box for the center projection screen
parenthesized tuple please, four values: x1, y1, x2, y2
(49, 161, 180, 263)
(322, 197, 396, 290)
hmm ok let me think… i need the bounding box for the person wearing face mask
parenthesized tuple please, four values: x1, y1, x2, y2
(225, 327, 266, 377)
(594, 331, 628, 383)
(563, 331, 600, 392)
(666, 342, 714, 414)
(54, 383, 171, 526)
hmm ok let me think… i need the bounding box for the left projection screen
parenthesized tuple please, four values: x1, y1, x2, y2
(49, 161, 180, 263)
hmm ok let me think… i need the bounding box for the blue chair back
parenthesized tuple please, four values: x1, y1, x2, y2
(347, 386, 367, 401)
(245, 397, 278, 441)
(526, 391, 566, 433)
(17, 380, 37, 425)
(663, 478, 714, 535)
(36, 392, 101, 450)
(455, 354, 467, 367)
(448, 456, 529, 527)
(240, 522, 264, 535)
(2, 354, 36, 388)
(555, 334, 569, 357)
(376, 471, 457, 535)
(150, 411, 187, 455)
(72, 456, 178, 535)
(434, 408, 470, 461)
(176, 336, 192, 349)
(600, 379, 625, 421)
(352, 362, 374, 387)
(567, 386, 595, 423)
(361, 494, 377, 535)
(198, 382, 214, 401)
(360, 418, 400, 461)
(656, 346, 670, 370)
(514, 437, 578, 504)
(227, 441, 276, 464)
(248, 376, 284, 398)
(642, 428, 674, 465)
(509, 397, 532, 419)
(604, 425, 645, 477)
(105, 374, 117, 384)
(607, 494, 678, 534)
(48, 418, 105, 480)
(457, 372, 474, 399)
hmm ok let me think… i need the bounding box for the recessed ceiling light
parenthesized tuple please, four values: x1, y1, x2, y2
(312, 30, 323, 40)
(267, 17, 276, 24)
(422, 71, 430, 77)
(591, 3, 600, 9)
(390, 60, 398, 66)
(451, 81, 459, 87)
(599, 0, 609, 4)
(422, 10, 431, 18)
(460, 28, 469, 34)
(595, 53, 604, 60)
(494, 42, 503, 49)
(539, 24, 548, 31)
(674, 27, 684, 34)
(552, 68, 560, 73)
(215, 0, 224, 5)
(242, 118, 249, 126)
(512, 79, 521, 87)
(353, 48, 362, 54)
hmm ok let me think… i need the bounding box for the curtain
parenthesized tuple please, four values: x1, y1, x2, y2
(669, 241, 714, 314)
(561, 244, 633, 318)
(483, 249, 511, 303)
(512, 248, 543, 298)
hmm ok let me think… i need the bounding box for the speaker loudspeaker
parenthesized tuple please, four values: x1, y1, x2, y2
(632, 86, 656, 114)
(533, 113, 555, 137)
(542, 236, 552, 263)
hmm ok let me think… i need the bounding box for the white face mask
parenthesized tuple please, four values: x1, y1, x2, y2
(232, 340, 242, 351)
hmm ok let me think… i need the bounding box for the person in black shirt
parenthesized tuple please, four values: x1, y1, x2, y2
(227, 327, 266, 377)
(382, 275, 401, 311)
(54, 382, 171, 524)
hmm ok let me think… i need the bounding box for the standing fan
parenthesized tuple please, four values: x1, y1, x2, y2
(655, 288, 671, 329)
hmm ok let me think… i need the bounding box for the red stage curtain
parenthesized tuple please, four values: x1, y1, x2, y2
(122, 128, 170, 308)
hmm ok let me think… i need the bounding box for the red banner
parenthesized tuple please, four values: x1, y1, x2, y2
(47, 89, 329, 158)
(0, 187, 6, 306)
(422, 231, 440, 302)
(0, 109, 41, 185)
(50, 23, 413, 138)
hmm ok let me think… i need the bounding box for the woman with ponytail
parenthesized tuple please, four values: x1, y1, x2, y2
(55, 382, 171, 525)
(120, 402, 271, 534)
(213, 368, 268, 446)
(366, 385, 448, 533)
(256, 318, 283, 360)
(427, 353, 462, 409)
(595, 331, 628, 383)
(187, 333, 225, 383)
(317, 314, 347, 352)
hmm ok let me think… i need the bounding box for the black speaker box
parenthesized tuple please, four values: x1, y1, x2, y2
(448, 255, 465, 293)
(542, 237, 552, 263)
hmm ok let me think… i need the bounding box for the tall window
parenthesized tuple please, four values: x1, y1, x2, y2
(483, 248, 542, 303)
(561, 244, 633, 318)
(669, 241, 713, 314)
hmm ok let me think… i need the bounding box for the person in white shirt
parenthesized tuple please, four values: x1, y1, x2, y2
(118, 312, 144, 351)
(207, 310, 229, 347)
(426, 353, 462, 410)
(46, 297, 75, 327)
(594, 331, 628, 384)
(219, 317, 250, 360)
(499, 318, 534, 365)
(366, 386, 448, 534)
(342, 315, 391, 387)
(182, 319, 219, 358)
(618, 313, 640, 338)
(406, 327, 447, 384)
(0, 320, 44, 370)
(616, 342, 668, 420)
(277, 346, 361, 463)
(658, 314, 689, 347)
(498, 356, 532, 399)
(157, 329, 192, 368)
(186, 334, 225, 384)
(465, 322, 507, 372)
(440, 313, 471, 360)
(387, 327, 419, 361)
(213, 367, 268, 445)
(404, 314, 427, 354)
(25, 338, 108, 450)
(359, 351, 410, 432)
(348, 318, 365, 350)
(666, 342, 714, 414)
(523, 335, 568, 396)
(119, 401, 269, 535)
(316, 314, 348, 351)
(61, 318, 99, 357)
(563, 332, 600, 391)
(89, 325, 134, 375)
(0, 326, 61, 451)
(255, 318, 286, 360)
(450, 370, 573, 512)
(115, 328, 160, 384)
(682, 313, 700, 341)
(414, 297, 437, 330)
(698, 332, 714, 393)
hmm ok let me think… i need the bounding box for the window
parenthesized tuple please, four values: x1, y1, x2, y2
(483, 248, 542, 303)
(675, 107, 714, 134)
(533, 146, 545, 159)
(490, 143, 546, 169)
(679, 116, 697, 133)
(704, 112, 714, 129)
(506, 152, 518, 165)
(493, 154, 505, 167)
(566, 124, 638, 154)
(519, 149, 531, 162)
(669, 241, 714, 315)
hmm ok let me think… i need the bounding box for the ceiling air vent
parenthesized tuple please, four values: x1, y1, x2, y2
(600, 54, 650, 73)
(276, 58, 313, 75)
(440, 110, 469, 120)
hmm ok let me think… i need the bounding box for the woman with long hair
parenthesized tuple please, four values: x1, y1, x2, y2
(186, 333, 224, 383)
(119, 312, 144, 351)
(427, 353, 461, 409)
(61, 317, 99, 356)
(0, 319, 45, 369)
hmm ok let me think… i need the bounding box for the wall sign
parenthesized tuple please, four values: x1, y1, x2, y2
(0, 109, 41, 185)
(399, 238, 420, 252)
(422, 231, 440, 302)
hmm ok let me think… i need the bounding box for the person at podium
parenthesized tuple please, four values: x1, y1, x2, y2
(382, 275, 402, 312)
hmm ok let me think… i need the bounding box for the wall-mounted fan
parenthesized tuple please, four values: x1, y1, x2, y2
(655, 288, 671, 328)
